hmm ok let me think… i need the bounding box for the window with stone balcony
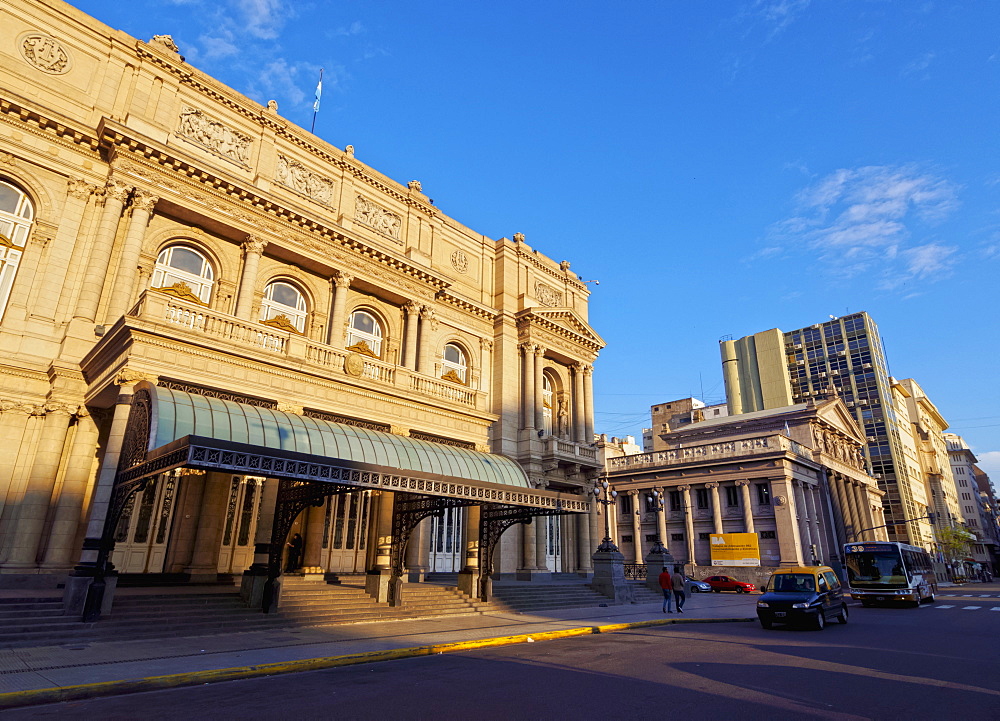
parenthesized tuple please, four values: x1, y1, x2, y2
(441, 343, 468, 384)
(346, 309, 383, 357)
(152, 245, 214, 304)
(260, 280, 307, 333)
(0, 179, 33, 321)
(541, 373, 553, 434)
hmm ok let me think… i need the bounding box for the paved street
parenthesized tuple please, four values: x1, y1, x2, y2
(9, 584, 1000, 720)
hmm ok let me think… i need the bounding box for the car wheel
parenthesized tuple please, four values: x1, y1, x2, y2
(760, 618, 773, 630)
(923, 593, 935, 604)
(836, 604, 848, 624)
(813, 611, 826, 631)
(690, 587, 699, 593)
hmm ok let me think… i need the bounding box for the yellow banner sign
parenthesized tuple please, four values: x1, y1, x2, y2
(710, 533, 760, 567)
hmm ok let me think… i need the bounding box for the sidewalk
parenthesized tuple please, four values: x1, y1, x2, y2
(0, 592, 757, 708)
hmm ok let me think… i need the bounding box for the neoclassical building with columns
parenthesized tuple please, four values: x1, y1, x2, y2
(603, 396, 886, 575)
(0, 0, 604, 611)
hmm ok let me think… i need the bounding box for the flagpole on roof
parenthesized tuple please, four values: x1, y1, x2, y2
(311, 68, 323, 134)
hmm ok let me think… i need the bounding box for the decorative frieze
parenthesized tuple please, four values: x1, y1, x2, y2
(534, 281, 562, 308)
(177, 106, 252, 167)
(276, 154, 335, 206)
(355, 195, 402, 241)
(19, 33, 70, 74)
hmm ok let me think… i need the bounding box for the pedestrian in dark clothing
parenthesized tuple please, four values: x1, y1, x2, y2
(658, 569, 674, 613)
(286, 532, 303, 572)
(671, 569, 687, 613)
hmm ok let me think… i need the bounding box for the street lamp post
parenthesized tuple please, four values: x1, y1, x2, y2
(593, 480, 619, 551)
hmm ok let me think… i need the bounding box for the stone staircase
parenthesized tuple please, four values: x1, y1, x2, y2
(487, 583, 611, 613)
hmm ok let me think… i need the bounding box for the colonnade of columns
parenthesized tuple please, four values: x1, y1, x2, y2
(608, 479, 834, 568)
(827, 470, 879, 543)
(519, 343, 594, 442)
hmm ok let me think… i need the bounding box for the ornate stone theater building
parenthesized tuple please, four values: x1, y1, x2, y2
(0, 0, 603, 615)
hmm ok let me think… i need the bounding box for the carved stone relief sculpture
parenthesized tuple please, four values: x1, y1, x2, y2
(534, 281, 563, 308)
(177, 106, 252, 167)
(276, 155, 334, 206)
(20, 33, 70, 74)
(355, 195, 402, 241)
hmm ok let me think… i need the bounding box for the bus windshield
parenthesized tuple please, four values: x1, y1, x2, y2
(845, 550, 909, 589)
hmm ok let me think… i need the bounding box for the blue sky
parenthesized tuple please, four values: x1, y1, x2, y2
(73, 0, 1000, 478)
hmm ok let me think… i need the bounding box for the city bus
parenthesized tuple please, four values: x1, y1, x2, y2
(843, 541, 937, 606)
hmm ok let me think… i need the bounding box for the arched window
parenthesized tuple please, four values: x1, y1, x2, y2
(346, 309, 383, 357)
(260, 280, 307, 333)
(441, 343, 467, 384)
(152, 245, 214, 304)
(0, 180, 34, 321)
(542, 374, 554, 435)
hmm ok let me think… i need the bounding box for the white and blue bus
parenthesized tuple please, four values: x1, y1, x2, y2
(843, 541, 937, 607)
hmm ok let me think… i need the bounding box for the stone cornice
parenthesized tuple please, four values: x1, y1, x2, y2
(515, 308, 604, 355)
(515, 245, 587, 291)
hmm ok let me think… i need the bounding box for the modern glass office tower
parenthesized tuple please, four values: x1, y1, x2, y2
(721, 312, 931, 547)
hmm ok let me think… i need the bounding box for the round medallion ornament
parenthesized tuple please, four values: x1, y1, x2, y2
(450, 250, 469, 274)
(344, 352, 365, 377)
(19, 33, 71, 75)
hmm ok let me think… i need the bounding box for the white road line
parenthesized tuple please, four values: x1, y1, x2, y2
(980, 594, 992, 597)
(961, 606, 982, 610)
(991, 608, 1000, 612)
(936, 605, 955, 609)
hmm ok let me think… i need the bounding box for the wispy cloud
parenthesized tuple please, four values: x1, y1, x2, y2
(740, 0, 811, 43)
(764, 165, 961, 289)
(902, 52, 936, 78)
(236, 0, 287, 40)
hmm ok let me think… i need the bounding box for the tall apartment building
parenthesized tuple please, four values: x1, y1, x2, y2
(945, 434, 997, 570)
(720, 313, 932, 548)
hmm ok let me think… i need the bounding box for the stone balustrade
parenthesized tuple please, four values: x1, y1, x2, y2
(606, 434, 810, 472)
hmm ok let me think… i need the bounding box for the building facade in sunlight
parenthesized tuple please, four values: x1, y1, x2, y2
(0, 0, 604, 607)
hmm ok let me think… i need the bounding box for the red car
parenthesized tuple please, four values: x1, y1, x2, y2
(704, 575, 755, 593)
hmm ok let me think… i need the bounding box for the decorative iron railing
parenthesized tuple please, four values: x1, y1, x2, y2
(623, 563, 646, 580)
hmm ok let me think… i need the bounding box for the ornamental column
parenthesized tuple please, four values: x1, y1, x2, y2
(42, 409, 101, 569)
(535, 489, 550, 576)
(240, 477, 279, 609)
(520, 343, 535, 431)
(793, 481, 815, 562)
(328, 272, 353, 347)
(517, 516, 537, 579)
(576, 508, 593, 573)
(831, 473, 859, 540)
(418, 307, 436, 374)
(183, 471, 231, 582)
(583, 364, 595, 442)
(737, 480, 755, 533)
(402, 301, 421, 369)
(234, 236, 267, 319)
(3, 404, 76, 568)
(75, 180, 131, 322)
(851, 481, 872, 541)
(706, 482, 723, 534)
(533, 346, 546, 431)
(805, 486, 827, 562)
(680, 485, 696, 564)
(365, 490, 395, 603)
(572, 363, 586, 442)
(105, 190, 158, 323)
(629, 490, 643, 562)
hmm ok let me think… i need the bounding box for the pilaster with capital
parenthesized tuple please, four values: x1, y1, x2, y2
(654, 487, 668, 547)
(679, 484, 696, 564)
(417, 306, 437, 374)
(572, 362, 586, 442)
(327, 271, 353, 347)
(519, 343, 536, 430)
(629, 490, 643, 562)
(234, 235, 267, 319)
(583, 364, 595, 442)
(533, 346, 546, 431)
(403, 301, 421, 369)
(105, 190, 159, 323)
(76, 179, 131, 322)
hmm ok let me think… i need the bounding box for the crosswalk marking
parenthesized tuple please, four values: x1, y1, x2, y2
(991, 607, 1000, 611)
(980, 595, 992, 597)
(936, 605, 955, 609)
(961, 606, 982, 610)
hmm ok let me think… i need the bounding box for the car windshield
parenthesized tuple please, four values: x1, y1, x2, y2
(771, 574, 815, 592)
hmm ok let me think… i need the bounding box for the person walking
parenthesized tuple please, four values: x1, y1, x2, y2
(658, 567, 674, 613)
(671, 567, 687, 613)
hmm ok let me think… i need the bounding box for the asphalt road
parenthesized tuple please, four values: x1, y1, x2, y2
(12, 585, 1000, 721)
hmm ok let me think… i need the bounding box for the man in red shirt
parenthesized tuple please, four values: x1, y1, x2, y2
(658, 568, 673, 613)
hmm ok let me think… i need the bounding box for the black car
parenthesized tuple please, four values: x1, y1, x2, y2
(756, 566, 849, 630)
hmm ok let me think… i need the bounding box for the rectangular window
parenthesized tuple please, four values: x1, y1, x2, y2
(621, 534, 633, 543)
(670, 533, 684, 542)
(725, 486, 740, 507)
(756, 483, 771, 506)
(696, 488, 709, 509)
(669, 491, 681, 512)
(645, 533, 658, 543)
(619, 494, 632, 515)
(698, 532, 711, 541)
(959, 479, 969, 487)
(760, 530, 776, 539)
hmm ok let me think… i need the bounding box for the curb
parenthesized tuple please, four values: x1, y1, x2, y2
(0, 615, 755, 709)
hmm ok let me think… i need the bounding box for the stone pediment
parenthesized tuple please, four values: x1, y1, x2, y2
(516, 307, 606, 353)
(815, 398, 866, 443)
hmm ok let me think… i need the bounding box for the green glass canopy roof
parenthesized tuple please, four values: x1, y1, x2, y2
(147, 386, 529, 488)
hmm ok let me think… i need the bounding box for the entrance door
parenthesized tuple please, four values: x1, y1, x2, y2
(110, 473, 178, 573)
(217, 476, 264, 574)
(545, 515, 563, 572)
(429, 506, 463, 572)
(321, 491, 370, 573)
